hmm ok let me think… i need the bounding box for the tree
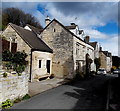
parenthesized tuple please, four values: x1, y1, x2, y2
(2, 7, 42, 30)
(94, 58, 101, 72)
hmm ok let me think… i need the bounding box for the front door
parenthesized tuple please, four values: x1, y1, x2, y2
(46, 60, 50, 73)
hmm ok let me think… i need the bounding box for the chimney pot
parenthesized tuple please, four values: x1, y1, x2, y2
(100, 47, 102, 51)
(84, 36, 90, 43)
(45, 16, 51, 26)
(71, 23, 76, 26)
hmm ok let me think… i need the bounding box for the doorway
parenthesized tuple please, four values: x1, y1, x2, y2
(46, 60, 51, 73)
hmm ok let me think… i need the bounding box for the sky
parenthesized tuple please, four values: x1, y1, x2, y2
(2, 1, 119, 56)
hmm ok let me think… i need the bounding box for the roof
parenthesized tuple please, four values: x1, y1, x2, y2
(9, 23, 53, 53)
(103, 51, 109, 56)
(101, 51, 112, 57)
(89, 42, 97, 49)
(65, 25, 76, 30)
(26, 24, 43, 35)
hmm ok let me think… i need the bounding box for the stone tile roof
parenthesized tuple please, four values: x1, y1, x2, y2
(102, 51, 112, 57)
(26, 24, 43, 35)
(89, 42, 97, 49)
(9, 23, 53, 53)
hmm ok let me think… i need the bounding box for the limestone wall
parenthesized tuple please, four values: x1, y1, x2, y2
(73, 36, 86, 75)
(106, 57, 112, 72)
(100, 52, 107, 69)
(0, 74, 28, 105)
(32, 51, 53, 80)
(73, 36, 95, 74)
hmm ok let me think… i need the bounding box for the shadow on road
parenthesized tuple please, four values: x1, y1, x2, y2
(63, 75, 115, 111)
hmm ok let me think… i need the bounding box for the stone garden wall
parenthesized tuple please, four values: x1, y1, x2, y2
(0, 74, 29, 105)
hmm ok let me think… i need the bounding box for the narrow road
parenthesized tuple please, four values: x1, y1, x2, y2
(10, 74, 116, 110)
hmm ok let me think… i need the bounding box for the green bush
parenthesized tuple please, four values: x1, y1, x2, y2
(11, 51, 28, 66)
(14, 98, 21, 103)
(2, 99, 13, 109)
(2, 50, 13, 61)
(3, 72, 7, 77)
(18, 73, 22, 76)
(15, 65, 25, 74)
(5, 62, 12, 71)
(2, 50, 28, 75)
(22, 94, 31, 100)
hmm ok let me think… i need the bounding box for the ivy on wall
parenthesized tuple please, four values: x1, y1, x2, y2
(2, 50, 28, 74)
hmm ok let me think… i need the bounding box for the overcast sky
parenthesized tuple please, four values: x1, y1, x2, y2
(2, 1, 119, 56)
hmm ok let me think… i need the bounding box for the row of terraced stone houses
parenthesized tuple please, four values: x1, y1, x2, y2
(1, 17, 112, 82)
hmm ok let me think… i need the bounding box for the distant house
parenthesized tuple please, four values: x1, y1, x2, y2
(89, 41, 100, 71)
(89, 42, 99, 58)
(2, 23, 53, 81)
(40, 18, 94, 79)
(99, 47, 112, 72)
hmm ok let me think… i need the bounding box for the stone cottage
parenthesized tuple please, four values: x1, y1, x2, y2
(99, 47, 112, 72)
(39, 18, 94, 79)
(89, 41, 100, 71)
(2, 23, 53, 81)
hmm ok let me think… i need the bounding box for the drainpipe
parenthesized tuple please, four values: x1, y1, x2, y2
(29, 49, 33, 82)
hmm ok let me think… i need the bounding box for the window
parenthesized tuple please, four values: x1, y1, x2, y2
(76, 43, 80, 55)
(53, 28, 56, 32)
(39, 60, 41, 68)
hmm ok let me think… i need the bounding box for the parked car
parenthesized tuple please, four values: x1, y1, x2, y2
(97, 68, 107, 75)
(113, 69, 120, 74)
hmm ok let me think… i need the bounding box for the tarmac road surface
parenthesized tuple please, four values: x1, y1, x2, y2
(10, 74, 116, 110)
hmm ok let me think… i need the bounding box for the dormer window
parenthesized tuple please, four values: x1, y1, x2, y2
(76, 29, 77, 35)
(53, 28, 56, 32)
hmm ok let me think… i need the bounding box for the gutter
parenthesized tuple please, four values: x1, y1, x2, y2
(29, 49, 33, 82)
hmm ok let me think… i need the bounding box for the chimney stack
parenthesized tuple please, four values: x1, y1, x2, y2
(70, 23, 76, 26)
(99, 47, 102, 51)
(45, 16, 51, 26)
(84, 36, 90, 43)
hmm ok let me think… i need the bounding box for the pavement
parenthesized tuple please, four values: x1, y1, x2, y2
(28, 78, 69, 96)
(10, 74, 115, 110)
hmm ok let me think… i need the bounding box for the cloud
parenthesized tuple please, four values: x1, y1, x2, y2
(2, 0, 119, 2)
(2, 2, 118, 56)
(45, 2, 118, 55)
(33, 10, 46, 26)
(84, 28, 108, 39)
(101, 35, 118, 56)
(49, 2, 118, 26)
